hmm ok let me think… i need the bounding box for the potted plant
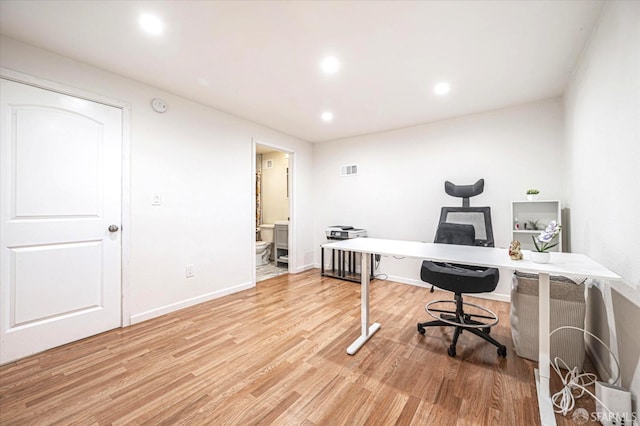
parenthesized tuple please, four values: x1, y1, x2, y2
(527, 219, 541, 230)
(526, 189, 540, 201)
(530, 220, 561, 263)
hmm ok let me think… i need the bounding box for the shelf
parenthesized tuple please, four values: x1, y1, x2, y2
(512, 200, 560, 206)
(320, 247, 375, 284)
(511, 200, 562, 252)
(321, 270, 363, 284)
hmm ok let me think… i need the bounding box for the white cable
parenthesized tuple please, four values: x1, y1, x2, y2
(549, 325, 621, 417)
(372, 253, 388, 280)
(551, 356, 598, 415)
(550, 325, 621, 385)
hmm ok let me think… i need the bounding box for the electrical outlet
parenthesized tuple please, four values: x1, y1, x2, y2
(595, 381, 632, 426)
(185, 264, 194, 278)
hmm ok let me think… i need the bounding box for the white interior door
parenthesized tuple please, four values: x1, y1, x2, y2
(0, 79, 122, 364)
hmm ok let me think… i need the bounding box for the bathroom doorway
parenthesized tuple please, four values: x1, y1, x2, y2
(255, 142, 292, 282)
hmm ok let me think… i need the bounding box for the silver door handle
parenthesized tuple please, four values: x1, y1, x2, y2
(108, 225, 119, 232)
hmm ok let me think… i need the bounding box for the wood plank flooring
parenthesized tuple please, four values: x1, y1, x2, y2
(0, 269, 597, 425)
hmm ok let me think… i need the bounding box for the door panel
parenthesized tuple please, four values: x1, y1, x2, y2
(0, 78, 122, 364)
(10, 241, 103, 326)
(14, 107, 102, 217)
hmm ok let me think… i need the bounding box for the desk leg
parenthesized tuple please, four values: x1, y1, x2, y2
(346, 251, 381, 355)
(535, 272, 556, 426)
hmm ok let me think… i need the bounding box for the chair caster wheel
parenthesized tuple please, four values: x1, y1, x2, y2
(483, 327, 491, 334)
(497, 346, 507, 357)
(417, 325, 426, 335)
(447, 346, 456, 357)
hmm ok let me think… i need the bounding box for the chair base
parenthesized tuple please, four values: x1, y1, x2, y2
(424, 299, 499, 329)
(417, 294, 507, 358)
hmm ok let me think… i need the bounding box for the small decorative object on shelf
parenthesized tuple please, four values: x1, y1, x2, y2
(509, 240, 523, 260)
(527, 219, 541, 230)
(530, 220, 561, 263)
(526, 189, 540, 201)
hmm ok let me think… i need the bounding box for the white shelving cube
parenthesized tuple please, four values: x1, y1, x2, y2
(511, 200, 562, 252)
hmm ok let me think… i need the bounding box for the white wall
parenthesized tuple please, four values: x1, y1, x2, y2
(313, 98, 565, 299)
(564, 0, 640, 410)
(0, 36, 316, 323)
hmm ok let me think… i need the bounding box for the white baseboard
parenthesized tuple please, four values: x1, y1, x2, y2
(130, 281, 254, 325)
(313, 264, 511, 303)
(383, 274, 424, 287)
(383, 274, 511, 303)
(463, 290, 511, 303)
(292, 263, 315, 274)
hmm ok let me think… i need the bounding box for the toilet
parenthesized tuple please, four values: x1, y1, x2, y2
(256, 224, 274, 266)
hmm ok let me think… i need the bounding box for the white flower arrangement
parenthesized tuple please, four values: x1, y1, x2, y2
(532, 220, 561, 252)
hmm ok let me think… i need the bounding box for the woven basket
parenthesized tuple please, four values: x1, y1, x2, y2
(510, 272, 586, 370)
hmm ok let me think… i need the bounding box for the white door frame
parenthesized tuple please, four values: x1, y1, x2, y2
(252, 138, 295, 285)
(0, 68, 132, 326)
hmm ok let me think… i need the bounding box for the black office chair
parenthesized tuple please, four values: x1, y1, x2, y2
(417, 179, 507, 358)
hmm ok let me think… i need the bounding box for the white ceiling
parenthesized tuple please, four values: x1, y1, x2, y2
(0, 0, 604, 143)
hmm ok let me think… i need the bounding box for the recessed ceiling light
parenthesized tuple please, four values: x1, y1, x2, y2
(139, 13, 164, 35)
(434, 82, 451, 95)
(320, 56, 340, 74)
(321, 112, 334, 122)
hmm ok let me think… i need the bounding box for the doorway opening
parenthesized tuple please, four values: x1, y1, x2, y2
(255, 142, 292, 282)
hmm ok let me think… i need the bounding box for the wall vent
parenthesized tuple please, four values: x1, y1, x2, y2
(340, 164, 358, 176)
(263, 159, 274, 169)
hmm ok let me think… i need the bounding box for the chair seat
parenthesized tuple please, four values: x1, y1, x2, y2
(420, 261, 499, 294)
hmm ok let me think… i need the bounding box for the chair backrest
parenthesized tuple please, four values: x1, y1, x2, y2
(444, 179, 484, 207)
(437, 206, 495, 247)
(434, 223, 475, 246)
(437, 179, 495, 247)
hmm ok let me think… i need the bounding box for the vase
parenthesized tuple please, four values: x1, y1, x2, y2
(530, 251, 550, 264)
(527, 194, 538, 201)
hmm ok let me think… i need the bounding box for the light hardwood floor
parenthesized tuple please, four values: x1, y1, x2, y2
(0, 269, 596, 425)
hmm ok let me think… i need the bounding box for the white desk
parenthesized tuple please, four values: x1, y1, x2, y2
(321, 238, 621, 426)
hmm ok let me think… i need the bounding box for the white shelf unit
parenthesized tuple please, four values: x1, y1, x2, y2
(511, 200, 562, 252)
